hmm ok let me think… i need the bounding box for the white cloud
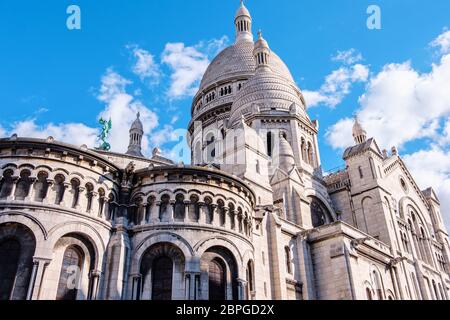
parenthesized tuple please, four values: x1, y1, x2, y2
(0, 125, 7, 138)
(161, 43, 210, 99)
(431, 29, 450, 55)
(128, 45, 160, 84)
(304, 63, 369, 108)
(332, 49, 363, 65)
(325, 118, 355, 150)
(9, 120, 98, 147)
(403, 146, 450, 228)
(98, 68, 131, 103)
(161, 37, 229, 99)
(327, 53, 450, 150)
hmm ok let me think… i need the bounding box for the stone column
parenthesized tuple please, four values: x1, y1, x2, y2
(24, 177, 37, 202)
(103, 225, 131, 300)
(76, 186, 87, 211)
(237, 278, 248, 300)
(89, 270, 102, 300)
(130, 274, 142, 300)
(211, 204, 219, 227)
(183, 200, 190, 223)
(229, 210, 236, 231)
(185, 272, 200, 300)
(223, 208, 231, 229)
(168, 200, 175, 223)
(43, 179, 55, 205)
(198, 202, 206, 224)
(6, 176, 19, 201)
(140, 204, 147, 225)
(90, 192, 99, 215)
(99, 196, 108, 218)
(153, 201, 161, 223)
(60, 182, 71, 207)
(29, 257, 51, 300)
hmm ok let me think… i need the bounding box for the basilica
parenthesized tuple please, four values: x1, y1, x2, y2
(0, 2, 449, 300)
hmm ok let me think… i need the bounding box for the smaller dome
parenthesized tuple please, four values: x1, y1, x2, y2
(254, 31, 269, 51)
(130, 112, 143, 132)
(235, 0, 251, 19)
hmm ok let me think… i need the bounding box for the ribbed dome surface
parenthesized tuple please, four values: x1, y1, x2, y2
(229, 68, 308, 126)
(199, 40, 295, 91)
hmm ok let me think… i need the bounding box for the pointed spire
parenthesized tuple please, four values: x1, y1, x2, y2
(352, 115, 367, 145)
(235, 0, 253, 43)
(253, 30, 271, 71)
(126, 112, 144, 157)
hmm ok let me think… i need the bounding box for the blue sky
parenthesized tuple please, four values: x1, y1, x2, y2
(1, 0, 450, 224)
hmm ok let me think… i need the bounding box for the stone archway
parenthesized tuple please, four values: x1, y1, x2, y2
(200, 246, 239, 301)
(0, 223, 37, 300)
(139, 242, 186, 300)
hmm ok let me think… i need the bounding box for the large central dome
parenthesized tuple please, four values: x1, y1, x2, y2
(199, 40, 295, 91)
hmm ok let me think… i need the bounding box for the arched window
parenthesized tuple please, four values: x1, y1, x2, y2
(246, 260, 255, 300)
(366, 287, 373, 300)
(359, 166, 364, 179)
(307, 142, 314, 166)
(0, 239, 21, 300)
(206, 134, 216, 163)
(217, 200, 226, 227)
(188, 195, 200, 222)
(194, 141, 202, 165)
(98, 188, 106, 217)
(70, 179, 80, 209)
(151, 256, 173, 301)
(85, 183, 94, 212)
(209, 258, 226, 300)
(0, 169, 14, 200)
(54, 174, 66, 205)
(237, 208, 243, 233)
(107, 193, 116, 221)
(285, 246, 292, 274)
(15, 170, 31, 200)
(309, 197, 331, 228)
(204, 197, 213, 224)
(267, 132, 273, 157)
(56, 246, 83, 300)
(228, 203, 236, 230)
(256, 160, 260, 174)
(372, 270, 384, 300)
(174, 194, 185, 221)
(33, 171, 49, 202)
(300, 138, 306, 162)
(159, 194, 170, 221)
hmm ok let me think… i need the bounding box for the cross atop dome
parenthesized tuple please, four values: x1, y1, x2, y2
(235, 0, 253, 43)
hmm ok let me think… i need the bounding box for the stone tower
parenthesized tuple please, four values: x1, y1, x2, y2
(126, 112, 144, 157)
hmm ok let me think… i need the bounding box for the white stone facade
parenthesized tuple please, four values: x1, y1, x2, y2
(0, 1, 449, 301)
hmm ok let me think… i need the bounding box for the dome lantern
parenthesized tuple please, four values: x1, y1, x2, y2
(253, 31, 271, 71)
(235, 0, 253, 43)
(126, 112, 144, 157)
